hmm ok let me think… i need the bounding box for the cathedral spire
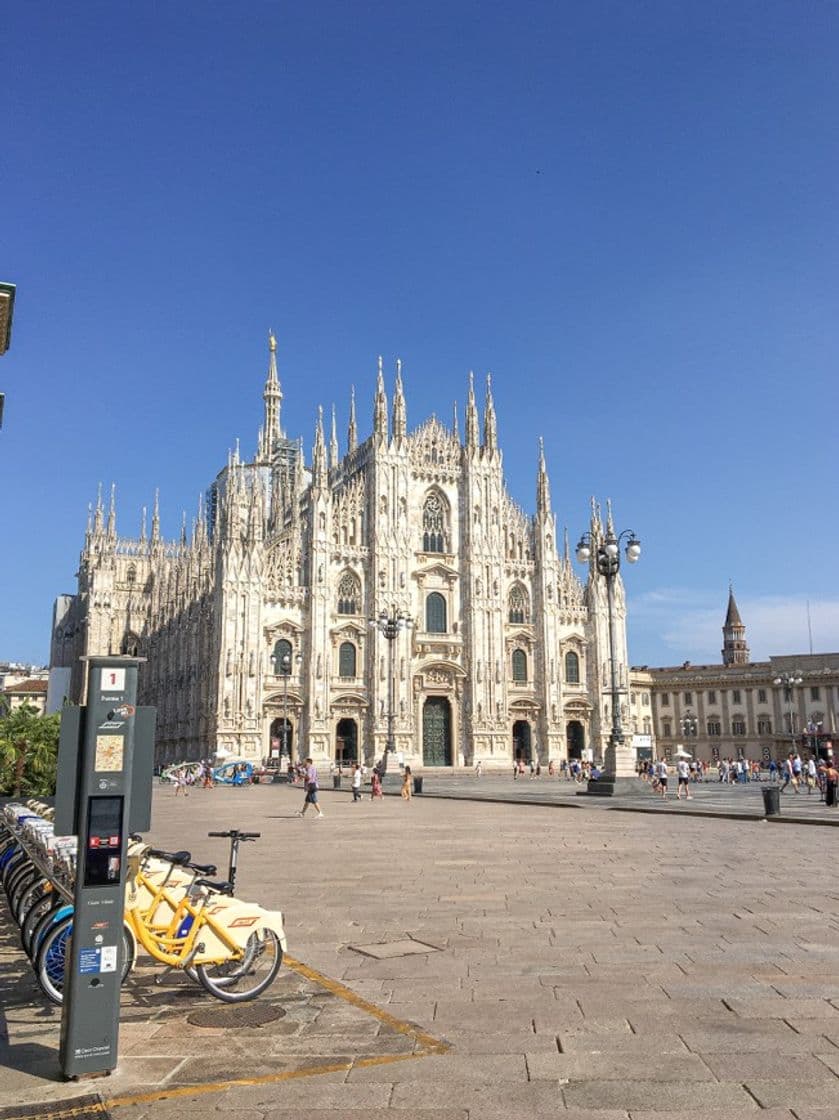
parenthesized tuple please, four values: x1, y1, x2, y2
(140, 505, 147, 544)
(452, 400, 460, 444)
(259, 330, 283, 461)
(347, 385, 358, 453)
(312, 405, 327, 487)
(329, 404, 339, 469)
(94, 483, 104, 534)
(373, 356, 388, 441)
(537, 437, 551, 514)
(392, 358, 407, 440)
(347, 385, 356, 454)
(180, 510, 188, 547)
(722, 583, 750, 666)
(483, 373, 497, 454)
(465, 371, 479, 451)
(107, 483, 117, 538)
(151, 489, 161, 543)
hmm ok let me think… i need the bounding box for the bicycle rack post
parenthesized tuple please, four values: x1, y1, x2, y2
(56, 657, 156, 1080)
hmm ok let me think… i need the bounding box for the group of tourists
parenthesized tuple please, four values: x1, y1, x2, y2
(506, 756, 598, 783)
(638, 750, 838, 807)
(296, 756, 416, 819)
(172, 758, 216, 795)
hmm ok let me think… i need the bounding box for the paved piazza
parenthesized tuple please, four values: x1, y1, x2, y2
(2, 780, 839, 1119)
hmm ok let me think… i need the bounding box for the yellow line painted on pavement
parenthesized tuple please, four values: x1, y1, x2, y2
(0, 1104, 109, 1120)
(108, 1051, 427, 1110)
(283, 952, 451, 1054)
(106, 955, 450, 1111)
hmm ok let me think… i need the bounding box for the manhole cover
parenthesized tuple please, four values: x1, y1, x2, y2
(0, 1097, 111, 1120)
(348, 938, 441, 960)
(187, 1003, 286, 1028)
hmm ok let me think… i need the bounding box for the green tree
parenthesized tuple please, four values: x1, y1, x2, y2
(0, 702, 61, 797)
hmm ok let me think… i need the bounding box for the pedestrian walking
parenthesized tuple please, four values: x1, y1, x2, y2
(297, 757, 324, 818)
(371, 766, 383, 800)
(768, 758, 778, 783)
(174, 767, 188, 797)
(658, 758, 669, 800)
(351, 762, 362, 802)
(806, 756, 817, 794)
(780, 754, 799, 794)
(401, 765, 413, 802)
(474, 760, 483, 778)
(822, 761, 838, 807)
(676, 757, 693, 800)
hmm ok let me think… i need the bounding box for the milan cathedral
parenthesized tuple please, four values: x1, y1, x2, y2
(51, 336, 631, 770)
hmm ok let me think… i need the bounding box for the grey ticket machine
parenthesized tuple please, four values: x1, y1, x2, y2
(56, 657, 156, 1080)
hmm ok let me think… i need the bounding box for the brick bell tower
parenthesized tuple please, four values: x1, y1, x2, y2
(722, 584, 750, 666)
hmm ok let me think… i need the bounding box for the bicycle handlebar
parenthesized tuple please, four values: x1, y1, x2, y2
(208, 830, 261, 840)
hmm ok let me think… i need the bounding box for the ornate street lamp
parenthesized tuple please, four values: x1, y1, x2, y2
(680, 709, 699, 738)
(773, 670, 802, 757)
(575, 524, 641, 794)
(369, 606, 413, 771)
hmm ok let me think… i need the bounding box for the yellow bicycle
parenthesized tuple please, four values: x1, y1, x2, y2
(125, 854, 285, 1002)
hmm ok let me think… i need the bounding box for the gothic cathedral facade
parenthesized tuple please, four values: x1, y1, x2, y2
(51, 337, 632, 770)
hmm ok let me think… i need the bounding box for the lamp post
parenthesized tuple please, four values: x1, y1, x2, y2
(369, 606, 413, 772)
(773, 670, 802, 760)
(280, 651, 302, 765)
(680, 709, 698, 738)
(575, 524, 641, 795)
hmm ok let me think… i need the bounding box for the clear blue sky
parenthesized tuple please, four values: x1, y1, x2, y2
(2, 1, 838, 668)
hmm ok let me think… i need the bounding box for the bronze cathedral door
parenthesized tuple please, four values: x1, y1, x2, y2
(422, 697, 452, 766)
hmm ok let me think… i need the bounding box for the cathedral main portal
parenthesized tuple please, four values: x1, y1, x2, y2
(422, 697, 452, 766)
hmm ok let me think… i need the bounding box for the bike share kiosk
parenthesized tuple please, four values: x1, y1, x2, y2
(54, 657, 156, 1079)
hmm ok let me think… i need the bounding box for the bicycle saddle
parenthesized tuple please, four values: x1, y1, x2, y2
(188, 862, 217, 875)
(194, 877, 234, 894)
(147, 848, 191, 865)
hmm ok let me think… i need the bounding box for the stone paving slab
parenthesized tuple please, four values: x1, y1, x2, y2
(3, 782, 839, 1118)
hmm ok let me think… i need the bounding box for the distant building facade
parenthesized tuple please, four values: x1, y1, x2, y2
(633, 588, 839, 764)
(1, 678, 48, 715)
(51, 337, 636, 770)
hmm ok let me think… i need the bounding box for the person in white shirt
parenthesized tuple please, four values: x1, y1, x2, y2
(658, 759, 669, 800)
(806, 756, 817, 794)
(676, 758, 692, 800)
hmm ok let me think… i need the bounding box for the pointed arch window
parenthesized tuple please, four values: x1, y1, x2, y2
(426, 592, 447, 633)
(508, 584, 529, 624)
(565, 651, 580, 684)
(338, 642, 357, 679)
(272, 638, 293, 675)
(512, 649, 527, 682)
(337, 571, 361, 615)
(422, 491, 448, 553)
(126, 565, 137, 585)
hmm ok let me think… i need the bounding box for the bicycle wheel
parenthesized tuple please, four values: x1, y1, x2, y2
(21, 891, 58, 958)
(4, 856, 33, 900)
(196, 929, 282, 1003)
(8, 866, 38, 916)
(13, 875, 50, 926)
(36, 918, 135, 1005)
(36, 914, 72, 1004)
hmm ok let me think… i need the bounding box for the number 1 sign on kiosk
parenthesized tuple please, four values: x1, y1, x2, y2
(101, 668, 126, 692)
